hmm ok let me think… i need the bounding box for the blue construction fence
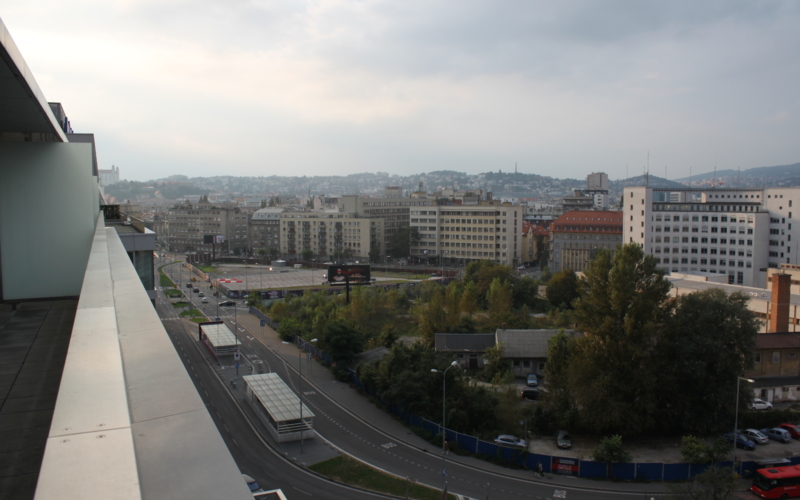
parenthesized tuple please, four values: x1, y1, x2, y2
(346, 368, 795, 482)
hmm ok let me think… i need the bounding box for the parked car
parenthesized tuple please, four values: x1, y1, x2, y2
(557, 430, 572, 449)
(741, 428, 769, 445)
(777, 423, 800, 439)
(242, 474, 263, 493)
(722, 432, 756, 451)
(761, 427, 793, 444)
(751, 398, 773, 411)
(494, 435, 527, 449)
(201, 297, 209, 303)
(526, 373, 538, 387)
(219, 300, 236, 307)
(521, 388, 540, 400)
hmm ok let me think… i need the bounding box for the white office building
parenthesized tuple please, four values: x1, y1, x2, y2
(624, 187, 800, 287)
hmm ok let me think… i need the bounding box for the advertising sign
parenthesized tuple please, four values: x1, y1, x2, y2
(552, 457, 579, 476)
(327, 264, 371, 285)
(214, 235, 225, 244)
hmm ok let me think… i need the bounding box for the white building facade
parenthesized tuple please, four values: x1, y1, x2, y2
(624, 187, 800, 287)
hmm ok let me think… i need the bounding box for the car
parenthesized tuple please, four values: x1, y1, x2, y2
(494, 435, 527, 449)
(557, 430, 572, 449)
(193, 287, 200, 293)
(198, 291, 204, 297)
(219, 300, 236, 307)
(751, 398, 773, 410)
(761, 427, 793, 444)
(777, 423, 800, 439)
(185, 283, 193, 288)
(741, 428, 769, 445)
(526, 373, 539, 387)
(722, 432, 756, 451)
(201, 297, 209, 303)
(242, 474, 263, 493)
(521, 388, 540, 400)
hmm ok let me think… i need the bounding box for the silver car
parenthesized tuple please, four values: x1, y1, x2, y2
(751, 398, 773, 410)
(494, 434, 527, 449)
(741, 428, 769, 445)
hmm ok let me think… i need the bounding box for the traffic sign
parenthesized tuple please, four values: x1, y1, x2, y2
(235, 363, 240, 368)
(260, 319, 266, 327)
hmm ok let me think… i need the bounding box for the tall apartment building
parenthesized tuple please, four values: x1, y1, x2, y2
(409, 201, 524, 267)
(623, 187, 800, 287)
(279, 211, 383, 261)
(550, 210, 623, 272)
(338, 194, 436, 258)
(249, 207, 283, 255)
(165, 203, 249, 255)
(587, 172, 610, 190)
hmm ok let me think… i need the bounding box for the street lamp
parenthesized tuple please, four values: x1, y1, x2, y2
(299, 337, 318, 453)
(431, 360, 459, 494)
(733, 376, 755, 467)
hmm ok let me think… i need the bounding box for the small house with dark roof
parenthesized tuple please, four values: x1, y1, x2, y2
(496, 329, 575, 377)
(434, 333, 495, 369)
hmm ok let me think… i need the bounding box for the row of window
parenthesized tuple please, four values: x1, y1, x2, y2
(654, 214, 752, 223)
(654, 237, 753, 245)
(654, 226, 753, 234)
(656, 257, 751, 267)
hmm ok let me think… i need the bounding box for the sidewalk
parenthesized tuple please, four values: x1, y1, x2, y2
(232, 309, 694, 496)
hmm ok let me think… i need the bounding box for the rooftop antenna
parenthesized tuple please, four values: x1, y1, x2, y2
(738, 165, 741, 187)
(515, 161, 517, 174)
(689, 166, 692, 186)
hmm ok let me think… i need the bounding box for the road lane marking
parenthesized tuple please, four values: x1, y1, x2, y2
(554, 490, 567, 498)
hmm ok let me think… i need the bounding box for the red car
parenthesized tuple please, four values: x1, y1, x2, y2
(777, 423, 800, 439)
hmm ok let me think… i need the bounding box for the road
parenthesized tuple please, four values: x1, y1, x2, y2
(158, 259, 669, 500)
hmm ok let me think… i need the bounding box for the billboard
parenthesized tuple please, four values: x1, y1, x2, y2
(204, 234, 225, 244)
(214, 234, 225, 244)
(327, 264, 371, 285)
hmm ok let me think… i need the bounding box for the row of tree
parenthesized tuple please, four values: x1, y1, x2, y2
(542, 244, 759, 435)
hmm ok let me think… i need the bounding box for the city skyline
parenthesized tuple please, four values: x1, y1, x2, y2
(4, 1, 800, 181)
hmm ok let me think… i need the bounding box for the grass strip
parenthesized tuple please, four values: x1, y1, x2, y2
(309, 455, 455, 500)
(179, 309, 205, 319)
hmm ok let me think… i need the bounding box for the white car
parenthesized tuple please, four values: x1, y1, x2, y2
(741, 428, 769, 445)
(751, 398, 773, 411)
(494, 434, 527, 449)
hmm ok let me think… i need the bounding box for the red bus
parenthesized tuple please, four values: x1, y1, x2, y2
(752, 465, 800, 498)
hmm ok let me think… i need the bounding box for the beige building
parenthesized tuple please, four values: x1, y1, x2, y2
(165, 203, 249, 255)
(280, 211, 382, 261)
(338, 194, 436, 258)
(410, 201, 524, 267)
(249, 207, 284, 256)
(550, 210, 623, 272)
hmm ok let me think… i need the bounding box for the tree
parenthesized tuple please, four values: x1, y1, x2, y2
(459, 281, 479, 317)
(654, 289, 759, 434)
(301, 249, 313, 262)
(545, 269, 579, 309)
(534, 233, 549, 267)
(321, 320, 363, 367)
(591, 435, 632, 479)
(486, 277, 514, 327)
(260, 198, 266, 208)
(386, 226, 420, 259)
(482, 343, 512, 384)
(667, 465, 737, 500)
(541, 330, 576, 425)
(680, 436, 730, 465)
(554, 245, 671, 434)
(368, 245, 381, 263)
(462, 260, 516, 305)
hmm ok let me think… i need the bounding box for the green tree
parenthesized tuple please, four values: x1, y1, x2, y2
(486, 277, 514, 327)
(482, 343, 512, 384)
(386, 226, 420, 259)
(541, 330, 576, 424)
(680, 436, 730, 465)
(463, 260, 516, 305)
(368, 246, 381, 263)
(301, 249, 313, 262)
(654, 289, 759, 434)
(592, 435, 632, 479)
(667, 465, 737, 500)
(545, 269, 579, 309)
(321, 320, 363, 367)
(260, 198, 266, 208)
(567, 244, 671, 434)
(459, 281, 479, 317)
(534, 234, 549, 267)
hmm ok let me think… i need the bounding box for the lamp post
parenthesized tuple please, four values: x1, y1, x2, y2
(431, 360, 458, 494)
(311, 258, 315, 287)
(299, 338, 318, 453)
(733, 376, 755, 468)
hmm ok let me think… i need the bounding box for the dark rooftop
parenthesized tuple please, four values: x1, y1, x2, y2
(0, 301, 76, 500)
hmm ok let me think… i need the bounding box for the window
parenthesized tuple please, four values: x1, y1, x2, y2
(773, 351, 781, 364)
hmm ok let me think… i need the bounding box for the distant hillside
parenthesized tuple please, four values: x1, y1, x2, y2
(611, 175, 687, 189)
(674, 162, 800, 183)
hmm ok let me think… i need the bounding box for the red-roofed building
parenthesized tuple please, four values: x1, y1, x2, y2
(521, 222, 550, 265)
(550, 210, 623, 272)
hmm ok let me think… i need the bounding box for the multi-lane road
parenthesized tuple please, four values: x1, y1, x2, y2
(157, 259, 666, 500)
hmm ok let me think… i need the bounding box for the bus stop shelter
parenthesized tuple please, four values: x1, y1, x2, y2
(199, 323, 239, 359)
(242, 373, 315, 443)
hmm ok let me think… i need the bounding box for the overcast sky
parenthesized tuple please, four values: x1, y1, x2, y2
(4, 1, 800, 182)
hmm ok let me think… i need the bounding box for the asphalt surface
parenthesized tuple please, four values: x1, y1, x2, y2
(157, 259, 755, 500)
